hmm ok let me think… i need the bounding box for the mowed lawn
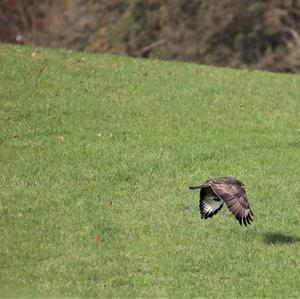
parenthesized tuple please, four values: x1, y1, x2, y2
(0, 44, 299, 298)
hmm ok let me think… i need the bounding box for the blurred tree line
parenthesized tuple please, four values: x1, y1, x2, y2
(1, 0, 300, 73)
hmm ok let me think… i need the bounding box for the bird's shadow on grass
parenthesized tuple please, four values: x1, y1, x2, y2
(263, 232, 300, 245)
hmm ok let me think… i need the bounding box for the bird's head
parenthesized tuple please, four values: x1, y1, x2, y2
(189, 184, 201, 190)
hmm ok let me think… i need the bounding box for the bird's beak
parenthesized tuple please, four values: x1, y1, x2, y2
(189, 184, 202, 190)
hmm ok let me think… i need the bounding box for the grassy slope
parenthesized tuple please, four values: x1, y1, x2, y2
(0, 44, 299, 298)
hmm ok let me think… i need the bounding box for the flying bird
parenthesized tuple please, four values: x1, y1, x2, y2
(189, 177, 254, 226)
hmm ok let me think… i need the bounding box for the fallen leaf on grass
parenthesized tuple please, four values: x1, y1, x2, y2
(112, 99, 120, 106)
(78, 57, 87, 64)
(13, 134, 19, 141)
(95, 234, 103, 242)
(64, 65, 81, 73)
(116, 91, 124, 97)
(223, 277, 231, 283)
(39, 67, 46, 73)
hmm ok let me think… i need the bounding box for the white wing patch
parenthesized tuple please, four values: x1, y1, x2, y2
(200, 194, 224, 219)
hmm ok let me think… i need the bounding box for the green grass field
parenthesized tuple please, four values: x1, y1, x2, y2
(0, 44, 299, 298)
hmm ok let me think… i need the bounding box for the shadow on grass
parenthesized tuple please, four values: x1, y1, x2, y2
(263, 232, 300, 245)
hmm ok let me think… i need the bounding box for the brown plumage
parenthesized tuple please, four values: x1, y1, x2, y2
(189, 177, 254, 226)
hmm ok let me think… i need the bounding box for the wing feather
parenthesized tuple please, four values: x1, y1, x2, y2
(208, 179, 253, 226)
(199, 187, 224, 219)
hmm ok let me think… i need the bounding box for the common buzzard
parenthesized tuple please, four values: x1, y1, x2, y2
(189, 177, 254, 226)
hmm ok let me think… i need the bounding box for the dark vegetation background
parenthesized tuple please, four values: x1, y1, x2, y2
(2, 0, 300, 73)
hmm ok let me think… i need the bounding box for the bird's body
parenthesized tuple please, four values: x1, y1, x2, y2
(190, 177, 254, 226)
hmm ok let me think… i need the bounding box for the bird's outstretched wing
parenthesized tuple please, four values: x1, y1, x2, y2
(208, 179, 254, 226)
(199, 187, 224, 219)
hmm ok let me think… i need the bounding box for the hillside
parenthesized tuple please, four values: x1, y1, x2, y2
(2, 1, 300, 73)
(0, 44, 299, 297)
